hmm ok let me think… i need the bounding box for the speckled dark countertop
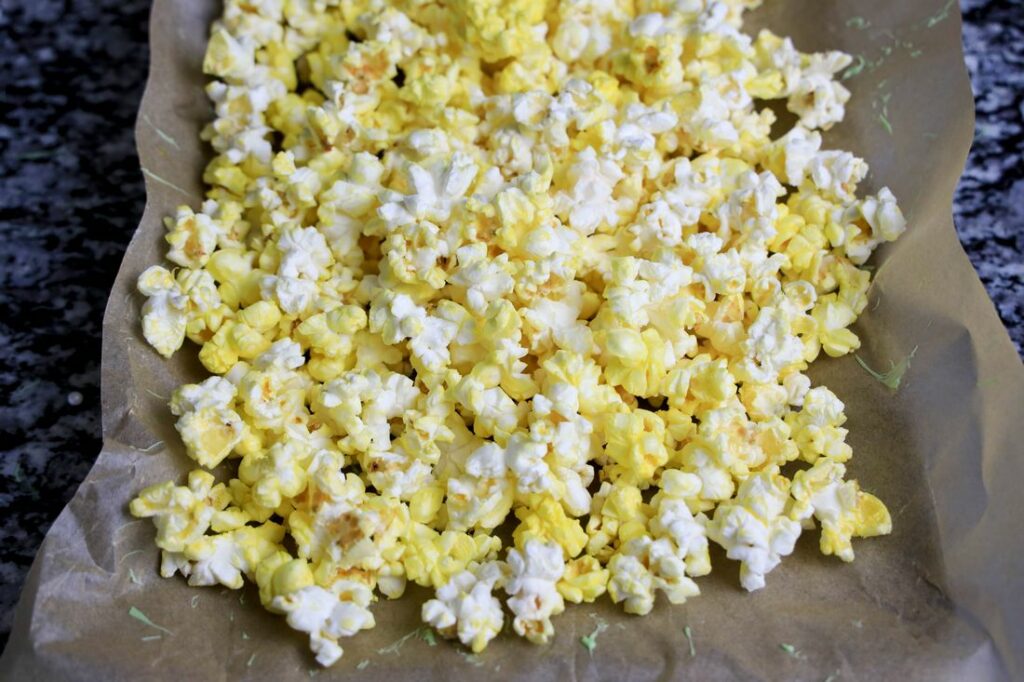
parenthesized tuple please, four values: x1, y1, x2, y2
(0, 0, 1021, 653)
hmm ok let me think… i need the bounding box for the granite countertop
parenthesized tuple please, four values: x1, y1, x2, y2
(0, 0, 1021, 653)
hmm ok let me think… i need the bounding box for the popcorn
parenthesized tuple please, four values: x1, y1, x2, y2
(602, 410, 670, 488)
(557, 555, 609, 603)
(130, 470, 233, 553)
(422, 561, 506, 652)
(169, 376, 245, 468)
(790, 459, 892, 562)
(504, 540, 566, 644)
(608, 536, 701, 614)
(271, 581, 376, 666)
(706, 470, 803, 591)
(137, 266, 189, 358)
(585, 480, 648, 561)
(164, 205, 220, 268)
(554, 147, 629, 235)
(402, 524, 502, 589)
(134, 0, 900, 664)
(181, 521, 285, 588)
(446, 442, 514, 531)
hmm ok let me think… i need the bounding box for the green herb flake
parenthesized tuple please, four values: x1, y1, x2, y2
(120, 549, 144, 564)
(128, 606, 173, 636)
(378, 627, 428, 655)
(684, 626, 696, 658)
(141, 635, 162, 642)
(141, 167, 195, 199)
(239, 593, 246, 605)
(16, 149, 59, 161)
(190, 595, 200, 609)
(855, 346, 918, 390)
(841, 55, 867, 81)
(420, 628, 437, 646)
(128, 567, 142, 585)
(138, 440, 165, 454)
(873, 91, 893, 135)
(910, 49, 923, 58)
(357, 660, 370, 670)
(925, 0, 956, 28)
(242, 632, 250, 641)
(142, 113, 182, 150)
(878, 113, 893, 134)
(579, 619, 608, 655)
(247, 653, 257, 668)
(780, 643, 801, 659)
(845, 17, 870, 30)
(824, 671, 840, 682)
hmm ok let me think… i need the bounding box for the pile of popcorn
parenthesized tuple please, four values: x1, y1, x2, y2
(131, 0, 899, 666)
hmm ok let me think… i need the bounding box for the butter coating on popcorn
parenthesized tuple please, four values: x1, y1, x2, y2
(131, 0, 902, 665)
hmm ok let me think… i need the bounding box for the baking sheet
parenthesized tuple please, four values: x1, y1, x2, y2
(3, 0, 1023, 679)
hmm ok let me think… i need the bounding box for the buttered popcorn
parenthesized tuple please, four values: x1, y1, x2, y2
(132, 0, 899, 666)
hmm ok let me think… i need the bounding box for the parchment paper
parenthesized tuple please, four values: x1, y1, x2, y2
(3, 0, 1023, 679)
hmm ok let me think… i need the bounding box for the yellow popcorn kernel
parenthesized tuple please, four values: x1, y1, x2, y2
(210, 505, 249, 533)
(207, 248, 254, 286)
(164, 206, 218, 269)
(263, 41, 297, 91)
(493, 187, 538, 253)
(403, 523, 501, 589)
(513, 496, 588, 559)
(746, 70, 785, 99)
(237, 300, 283, 333)
(198, 326, 239, 374)
(769, 212, 805, 252)
(307, 353, 352, 382)
(612, 36, 685, 96)
(272, 150, 297, 177)
(585, 481, 646, 560)
(790, 459, 892, 562)
(739, 382, 789, 421)
(449, 0, 548, 62)
(786, 387, 853, 463)
(811, 294, 860, 357)
(203, 155, 251, 196)
(255, 550, 292, 608)
(557, 555, 610, 604)
(409, 484, 445, 524)
(832, 258, 872, 316)
(662, 408, 697, 449)
(603, 410, 669, 487)
(238, 441, 314, 509)
(129, 470, 232, 553)
(688, 356, 737, 409)
(226, 320, 273, 360)
(182, 522, 285, 589)
(600, 327, 670, 398)
(175, 404, 244, 468)
(273, 557, 316, 599)
(203, 28, 253, 81)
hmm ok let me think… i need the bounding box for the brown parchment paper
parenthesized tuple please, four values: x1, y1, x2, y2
(3, 0, 1023, 679)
